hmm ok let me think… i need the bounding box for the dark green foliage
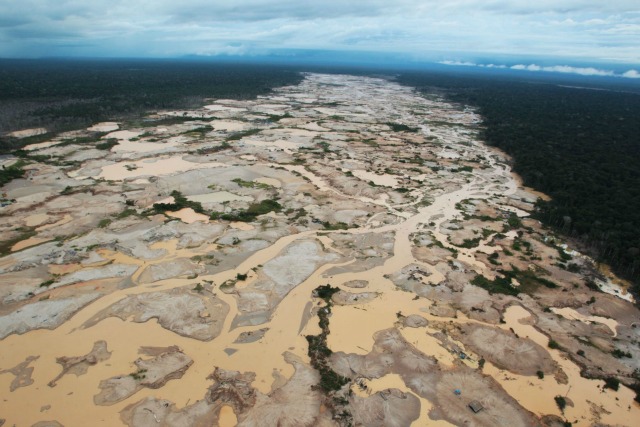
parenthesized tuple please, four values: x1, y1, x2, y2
(306, 285, 350, 393)
(0, 228, 37, 255)
(549, 340, 560, 350)
(39, 279, 55, 288)
(219, 199, 282, 222)
(612, 349, 632, 359)
(314, 284, 340, 303)
(232, 178, 272, 189)
(457, 237, 481, 248)
(98, 218, 112, 228)
(236, 273, 248, 281)
(577, 349, 585, 357)
(150, 190, 204, 215)
(225, 128, 261, 142)
(130, 369, 148, 381)
(116, 208, 138, 219)
(471, 273, 519, 296)
(95, 138, 119, 150)
(555, 395, 567, 411)
(0, 160, 27, 186)
(322, 221, 350, 230)
(193, 283, 204, 293)
(507, 213, 522, 229)
(386, 122, 420, 133)
(537, 370, 544, 379)
(604, 377, 620, 391)
(0, 59, 303, 150)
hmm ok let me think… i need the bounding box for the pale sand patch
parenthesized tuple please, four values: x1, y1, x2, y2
(112, 139, 180, 154)
(499, 205, 530, 217)
(244, 138, 299, 152)
(25, 213, 49, 227)
(166, 208, 209, 224)
(210, 120, 247, 132)
(299, 122, 330, 132)
(88, 122, 119, 132)
(551, 307, 618, 337)
(188, 192, 252, 204)
(104, 130, 143, 141)
(23, 140, 60, 151)
(352, 170, 399, 187)
(204, 105, 246, 113)
(437, 150, 461, 159)
(98, 157, 225, 181)
(7, 128, 47, 138)
(11, 237, 52, 252)
(36, 214, 73, 232)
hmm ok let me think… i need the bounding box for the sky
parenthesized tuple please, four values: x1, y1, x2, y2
(1, 0, 639, 70)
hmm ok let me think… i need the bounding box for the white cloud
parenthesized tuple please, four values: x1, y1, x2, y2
(439, 60, 477, 66)
(622, 69, 640, 78)
(0, 0, 639, 64)
(441, 61, 640, 78)
(509, 64, 614, 76)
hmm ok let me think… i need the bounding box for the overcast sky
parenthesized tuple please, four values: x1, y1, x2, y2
(1, 0, 639, 65)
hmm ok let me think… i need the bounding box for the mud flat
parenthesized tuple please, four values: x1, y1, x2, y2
(0, 73, 638, 427)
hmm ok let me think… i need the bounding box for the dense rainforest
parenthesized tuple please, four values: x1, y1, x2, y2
(0, 59, 303, 150)
(398, 70, 640, 292)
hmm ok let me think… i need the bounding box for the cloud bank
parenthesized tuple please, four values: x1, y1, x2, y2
(439, 61, 640, 78)
(0, 0, 639, 65)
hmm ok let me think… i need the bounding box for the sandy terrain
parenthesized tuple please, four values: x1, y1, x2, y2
(0, 73, 638, 427)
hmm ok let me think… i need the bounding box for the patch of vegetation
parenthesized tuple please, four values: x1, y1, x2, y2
(196, 141, 231, 154)
(456, 237, 481, 248)
(39, 279, 55, 288)
(612, 349, 632, 359)
(130, 369, 148, 381)
(0, 160, 27, 186)
(603, 377, 620, 391)
(225, 128, 261, 142)
(488, 252, 500, 265)
(554, 395, 567, 411)
(97, 218, 112, 228)
(536, 370, 544, 379)
(472, 266, 559, 295)
(232, 178, 273, 190)
(95, 138, 119, 150)
(470, 273, 519, 296)
(386, 122, 420, 133)
(219, 199, 282, 222)
(267, 113, 292, 122)
(549, 340, 561, 350)
(116, 208, 139, 219)
(193, 283, 204, 293)
(506, 213, 523, 229)
(149, 190, 205, 215)
(322, 221, 350, 231)
(183, 125, 212, 136)
(236, 273, 248, 281)
(306, 285, 350, 402)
